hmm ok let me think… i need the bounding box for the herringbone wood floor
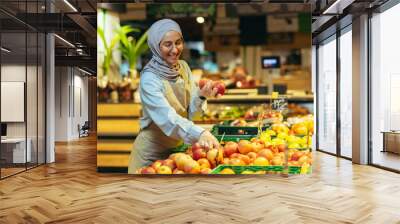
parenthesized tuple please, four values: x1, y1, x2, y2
(1, 136, 400, 224)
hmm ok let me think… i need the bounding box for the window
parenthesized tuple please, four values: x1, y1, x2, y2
(339, 28, 352, 158)
(371, 3, 400, 171)
(317, 36, 337, 154)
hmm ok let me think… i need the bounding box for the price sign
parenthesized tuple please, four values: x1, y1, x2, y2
(271, 97, 288, 112)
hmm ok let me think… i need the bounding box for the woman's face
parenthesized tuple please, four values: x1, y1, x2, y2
(159, 31, 183, 66)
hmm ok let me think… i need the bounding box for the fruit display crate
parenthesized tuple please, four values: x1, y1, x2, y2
(210, 165, 312, 175)
(211, 125, 270, 135)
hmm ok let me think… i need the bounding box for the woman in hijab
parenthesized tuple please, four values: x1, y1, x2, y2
(128, 19, 220, 173)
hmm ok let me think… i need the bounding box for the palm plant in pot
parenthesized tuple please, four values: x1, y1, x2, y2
(97, 26, 121, 103)
(116, 25, 149, 102)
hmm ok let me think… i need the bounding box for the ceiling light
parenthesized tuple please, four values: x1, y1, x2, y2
(196, 17, 205, 24)
(1, 47, 11, 53)
(78, 67, 92, 76)
(54, 34, 75, 48)
(323, 0, 354, 15)
(63, 0, 78, 12)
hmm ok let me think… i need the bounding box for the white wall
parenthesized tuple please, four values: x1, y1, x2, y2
(55, 67, 89, 141)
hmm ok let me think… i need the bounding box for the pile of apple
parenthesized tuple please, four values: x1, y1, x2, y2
(137, 121, 313, 174)
(199, 78, 226, 96)
(137, 144, 224, 174)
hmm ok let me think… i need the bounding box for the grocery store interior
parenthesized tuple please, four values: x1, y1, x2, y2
(1, 0, 400, 223)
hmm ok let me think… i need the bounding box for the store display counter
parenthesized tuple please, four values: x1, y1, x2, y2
(208, 94, 314, 104)
(97, 103, 142, 172)
(382, 131, 400, 154)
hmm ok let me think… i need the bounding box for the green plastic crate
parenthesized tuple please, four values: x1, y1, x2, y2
(211, 125, 270, 135)
(211, 165, 312, 174)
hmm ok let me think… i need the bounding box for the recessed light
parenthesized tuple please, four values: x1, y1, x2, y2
(1, 47, 11, 53)
(54, 34, 75, 48)
(63, 0, 78, 12)
(196, 17, 205, 24)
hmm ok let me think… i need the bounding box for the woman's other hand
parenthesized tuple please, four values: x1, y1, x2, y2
(198, 130, 220, 149)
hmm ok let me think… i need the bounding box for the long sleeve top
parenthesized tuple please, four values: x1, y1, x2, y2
(139, 70, 206, 144)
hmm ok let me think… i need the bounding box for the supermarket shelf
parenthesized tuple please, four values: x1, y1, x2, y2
(97, 119, 140, 136)
(207, 94, 314, 104)
(97, 153, 130, 167)
(97, 140, 134, 152)
(98, 103, 141, 118)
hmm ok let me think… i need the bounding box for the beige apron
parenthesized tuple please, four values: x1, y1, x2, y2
(128, 63, 193, 174)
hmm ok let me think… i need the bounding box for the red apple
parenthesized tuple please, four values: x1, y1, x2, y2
(277, 144, 286, 153)
(192, 147, 207, 161)
(197, 158, 211, 169)
(183, 160, 201, 174)
(161, 159, 176, 170)
(291, 151, 304, 161)
(157, 165, 172, 174)
(151, 160, 163, 170)
(224, 141, 238, 157)
(200, 167, 212, 174)
(229, 158, 246, 166)
(251, 142, 264, 153)
(213, 81, 225, 96)
(222, 158, 231, 164)
(237, 154, 251, 165)
(175, 154, 193, 171)
(199, 79, 209, 89)
(291, 123, 308, 135)
(258, 149, 274, 161)
(253, 157, 269, 166)
(140, 167, 156, 174)
(217, 147, 225, 164)
(247, 152, 258, 162)
(238, 140, 253, 154)
(244, 110, 255, 120)
(169, 153, 186, 162)
(230, 153, 241, 159)
(207, 148, 218, 168)
(173, 168, 185, 174)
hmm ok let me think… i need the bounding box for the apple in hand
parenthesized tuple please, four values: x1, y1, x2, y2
(199, 79, 209, 89)
(213, 81, 225, 96)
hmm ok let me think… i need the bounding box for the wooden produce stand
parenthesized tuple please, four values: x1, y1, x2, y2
(97, 103, 142, 172)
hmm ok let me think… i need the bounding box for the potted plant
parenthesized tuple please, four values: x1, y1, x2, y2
(97, 26, 121, 103)
(116, 25, 149, 102)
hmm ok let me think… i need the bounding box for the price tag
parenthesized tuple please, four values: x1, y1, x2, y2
(271, 96, 288, 112)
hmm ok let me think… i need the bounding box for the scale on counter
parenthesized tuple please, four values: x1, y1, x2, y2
(261, 56, 281, 94)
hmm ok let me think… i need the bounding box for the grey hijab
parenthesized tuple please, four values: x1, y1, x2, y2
(141, 19, 183, 81)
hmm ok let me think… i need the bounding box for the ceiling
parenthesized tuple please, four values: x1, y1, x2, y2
(0, 0, 97, 74)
